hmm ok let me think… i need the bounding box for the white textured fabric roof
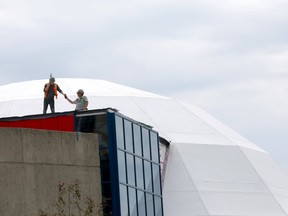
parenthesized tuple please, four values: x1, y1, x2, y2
(1, 78, 288, 216)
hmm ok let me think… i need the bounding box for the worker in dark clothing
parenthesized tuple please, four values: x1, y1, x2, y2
(43, 77, 65, 114)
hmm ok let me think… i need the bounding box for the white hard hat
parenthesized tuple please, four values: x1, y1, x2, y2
(77, 89, 84, 94)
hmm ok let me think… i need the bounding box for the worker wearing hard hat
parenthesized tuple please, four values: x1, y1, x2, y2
(65, 89, 88, 111)
(43, 77, 65, 114)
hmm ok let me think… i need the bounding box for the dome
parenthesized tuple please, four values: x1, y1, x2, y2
(1, 78, 288, 216)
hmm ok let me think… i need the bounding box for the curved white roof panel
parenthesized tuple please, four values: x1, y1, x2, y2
(1, 78, 288, 216)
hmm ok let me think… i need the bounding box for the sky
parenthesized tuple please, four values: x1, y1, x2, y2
(0, 0, 288, 174)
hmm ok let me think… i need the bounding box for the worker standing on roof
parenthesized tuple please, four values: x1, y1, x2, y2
(64, 89, 88, 111)
(43, 77, 65, 114)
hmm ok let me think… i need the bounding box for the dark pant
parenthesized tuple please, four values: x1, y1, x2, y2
(43, 98, 55, 114)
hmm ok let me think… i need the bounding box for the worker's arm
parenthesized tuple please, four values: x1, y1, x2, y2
(44, 84, 48, 92)
(64, 95, 75, 104)
(83, 101, 88, 110)
(57, 85, 65, 95)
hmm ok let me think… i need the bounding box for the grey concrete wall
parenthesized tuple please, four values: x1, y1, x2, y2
(0, 128, 101, 216)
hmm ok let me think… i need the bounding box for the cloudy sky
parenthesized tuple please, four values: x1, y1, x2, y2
(1, 0, 288, 174)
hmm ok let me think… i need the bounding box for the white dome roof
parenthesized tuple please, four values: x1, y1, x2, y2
(0, 78, 263, 150)
(1, 78, 288, 216)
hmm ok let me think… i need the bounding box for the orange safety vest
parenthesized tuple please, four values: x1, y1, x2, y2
(44, 83, 58, 98)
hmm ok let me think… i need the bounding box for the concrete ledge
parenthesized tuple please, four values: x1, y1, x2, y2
(0, 128, 101, 216)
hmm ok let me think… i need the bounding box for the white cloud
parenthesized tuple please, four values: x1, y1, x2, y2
(214, 0, 288, 12)
(0, 2, 36, 29)
(176, 78, 288, 117)
(263, 49, 288, 74)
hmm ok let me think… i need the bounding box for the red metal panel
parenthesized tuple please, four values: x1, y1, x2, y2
(0, 114, 75, 132)
(57, 116, 75, 131)
(41, 117, 58, 130)
(9, 121, 24, 128)
(25, 119, 43, 129)
(0, 122, 9, 127)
